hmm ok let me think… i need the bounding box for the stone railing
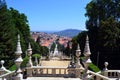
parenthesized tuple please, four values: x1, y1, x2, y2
(104, 70, 120, 78)
(88, 70, 110, 80)
(0, 60, 11, 76)
(26, 66, 82, 78)
(0, 69, 11, 76)
(0, 71, 15, 80)
(32, 66, 68, 77)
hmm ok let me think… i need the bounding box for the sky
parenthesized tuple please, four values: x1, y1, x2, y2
(6, 0, 91, 31)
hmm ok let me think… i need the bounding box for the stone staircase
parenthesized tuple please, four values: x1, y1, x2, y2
(0, 35, 120, 80)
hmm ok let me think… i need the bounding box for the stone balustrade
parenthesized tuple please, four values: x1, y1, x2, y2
(32, 66, 68, 77)
(88, 70, 110, 80)
(104, 70, 120, 78)
(0, 60, 11, 76)
(26, 66, 83, 78)
(0, 71, 15, 80)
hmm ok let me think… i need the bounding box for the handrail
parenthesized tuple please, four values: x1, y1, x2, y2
(88, 70, 110, 80)
(104, 70, 120, 78)
(0, 71, 15, 78)
(32, 66, 68, 68)
(106, 70, 120, 72)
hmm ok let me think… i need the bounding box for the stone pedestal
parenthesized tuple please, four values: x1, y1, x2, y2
(14, 73, 23, 80)
(68, 68, 76, 77)
(103, 62, 108, 77)
(26, 67, 33, 77)
(75, 68, 81, 78)
(96, 76, 101, 80)
(75, 44, 84, 78)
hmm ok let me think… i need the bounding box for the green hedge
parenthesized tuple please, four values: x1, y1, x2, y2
(32, 54, 41, 58)
(89, 63, 100, 72)
(9, 56, 29, 71)
(81, 57, 100, 72)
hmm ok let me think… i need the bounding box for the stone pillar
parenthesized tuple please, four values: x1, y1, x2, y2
(103, 62, 108, 77)
(59, 69, 61, 74)
(75, 44, 84, 78)
(52, 68, 55, 75)
(46, 68, 48, 74)
(64, 69, 66, 74)
(117, 71, 120, 80)
(26, 43, 33, 77)
(83, 35, 92, 80)
(14, 34, 23, 80)
(96, 76, 101, 80)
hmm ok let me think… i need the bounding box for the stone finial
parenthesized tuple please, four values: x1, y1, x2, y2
(27, 43, 32, 56)
(83, 35, 91, 57)
(14, 34, 23, 80)
(72, 55, 75, 64)
(77, 43, 80, 50)
(104, 62, 108, 71)
(83, 35, 92, 64)
(83, 35, 92, 80)
(75, 44, 84, 69)
(28, 43, 32, 50)
(15, 34, 23, 63)
(35, 56, 38, 66)
(75, 44, 84, 78)
(0, 60, 6, 70)
(27, 43, 33, 67)
(0, 60, 11, 73)
(15, 34, 22, 55)
(76, 44, 81, 57)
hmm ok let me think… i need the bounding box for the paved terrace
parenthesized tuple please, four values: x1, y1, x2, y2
(41, 59, 70, 67)
(27, 77, 81, 80)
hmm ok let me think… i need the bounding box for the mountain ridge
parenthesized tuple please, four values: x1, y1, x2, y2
(53, 29, 82, 37)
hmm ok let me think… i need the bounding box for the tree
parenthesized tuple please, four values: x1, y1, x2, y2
(64, 42, 71, 56)
(9, 8, 31, 55)
(0, 0, 43, 68)
(99, 17, 120, 49)
(85, 0, 120, 69)
(0, 0, 16, 68)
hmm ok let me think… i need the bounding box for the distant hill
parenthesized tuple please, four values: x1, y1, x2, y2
(53, 29, 82, 37)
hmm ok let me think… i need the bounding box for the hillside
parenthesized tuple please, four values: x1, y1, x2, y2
(53, 29, 82, 37)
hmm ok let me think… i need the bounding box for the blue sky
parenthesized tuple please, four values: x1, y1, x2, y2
(6, 0, 90, 31)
